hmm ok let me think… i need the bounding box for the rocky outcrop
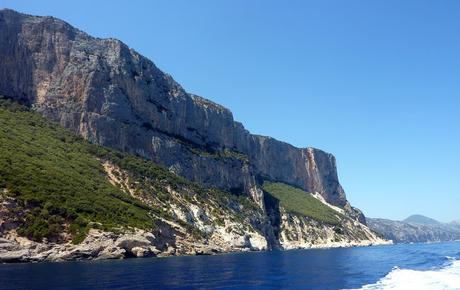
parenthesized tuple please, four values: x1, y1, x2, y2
(367, 217, 460, 243)
(279, 213, 388, 250)
(0, 157, 386, 263)
(0, 191, 269, 263)
(1, 218, 388, 263)
(0, 9, 355, 214)
(0, 229, 186, 262)
(0, 159, 270, 262)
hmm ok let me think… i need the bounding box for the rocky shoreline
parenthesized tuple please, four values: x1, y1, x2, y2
(0, 229, 391, 263)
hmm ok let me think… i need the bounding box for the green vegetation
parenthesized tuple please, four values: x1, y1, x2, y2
(0, 98, 152, 243)
(91, 147, 259, 232)
(262, 182, 341, 225)
(88, 142, 256, 212)
(0, 97, 260, 243)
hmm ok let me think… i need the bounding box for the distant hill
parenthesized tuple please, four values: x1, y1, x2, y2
(403, 215, 442, 226)
(368, 216, 460, 243)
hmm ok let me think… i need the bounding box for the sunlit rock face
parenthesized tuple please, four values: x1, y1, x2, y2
(0, 9, 359, 217)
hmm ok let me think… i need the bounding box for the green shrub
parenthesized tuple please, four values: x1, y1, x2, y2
(0, 97, 261, 243)
(262, 182, 341, 225)
(0, 99, 153, 242)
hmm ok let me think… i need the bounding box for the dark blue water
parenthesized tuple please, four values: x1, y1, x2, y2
(1, 242, 459, 289)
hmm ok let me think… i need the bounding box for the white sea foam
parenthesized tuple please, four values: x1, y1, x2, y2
(350, 259, 460, 290)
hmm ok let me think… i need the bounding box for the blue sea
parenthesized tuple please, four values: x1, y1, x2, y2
(0, 242, 459, 289)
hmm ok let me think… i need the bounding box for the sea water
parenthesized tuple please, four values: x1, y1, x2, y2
(0, 242, 459, 289)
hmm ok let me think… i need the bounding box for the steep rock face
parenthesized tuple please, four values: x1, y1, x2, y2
(0, 9, 354, 214)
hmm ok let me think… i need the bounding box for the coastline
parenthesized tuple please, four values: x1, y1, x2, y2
(0, 229, 391, 264)
(1, 241, 457, 290)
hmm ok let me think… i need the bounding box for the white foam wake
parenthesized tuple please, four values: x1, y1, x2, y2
(350, 259, 460, 290)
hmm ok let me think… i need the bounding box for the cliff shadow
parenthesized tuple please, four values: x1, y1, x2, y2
(263, 190, 282, 249)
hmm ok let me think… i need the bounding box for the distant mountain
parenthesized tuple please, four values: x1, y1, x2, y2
(450, 219, 460, 225)
(368, 217, 460, 243)
(403, 215, 442, 226)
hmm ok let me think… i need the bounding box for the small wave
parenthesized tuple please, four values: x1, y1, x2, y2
(350, 260, 460, 290)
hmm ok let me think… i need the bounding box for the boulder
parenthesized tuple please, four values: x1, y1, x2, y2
(116, 235, 152, 252)
(97, 247, 126, 260)
(0, 249, 30, 262)
(130, 246, 149, 258)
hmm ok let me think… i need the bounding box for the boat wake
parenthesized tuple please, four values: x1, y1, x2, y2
(351, 258, 460, 290)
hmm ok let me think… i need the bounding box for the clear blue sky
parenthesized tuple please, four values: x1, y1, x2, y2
(2, 0, 459, 222)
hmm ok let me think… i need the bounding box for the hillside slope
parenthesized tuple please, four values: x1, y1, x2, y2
(367, 217, 460, 243)
(0, 9, 364, 221)
(0, 99, 267, 261)
(0, 99, 387, 262)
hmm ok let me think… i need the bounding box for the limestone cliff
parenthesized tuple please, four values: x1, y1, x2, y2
(0, 94, 388, 263)
(0, 9, 365, 220)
